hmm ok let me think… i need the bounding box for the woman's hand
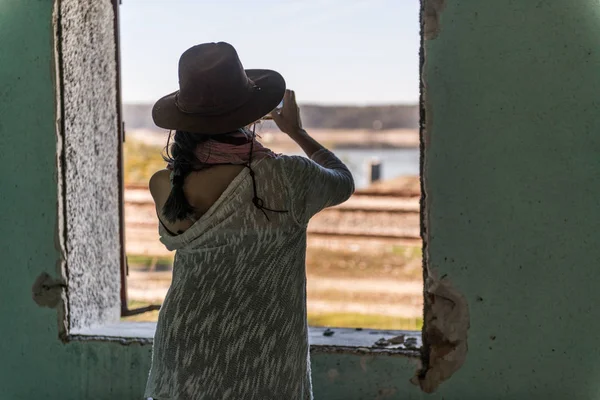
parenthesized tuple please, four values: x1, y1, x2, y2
(271, 89, 324, 157)
(271, 89, 304, 137)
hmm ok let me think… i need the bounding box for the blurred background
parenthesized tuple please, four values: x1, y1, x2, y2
(120, 0, 423, 330)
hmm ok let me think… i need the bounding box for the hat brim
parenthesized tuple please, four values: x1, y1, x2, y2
(152, 69, 285, 134)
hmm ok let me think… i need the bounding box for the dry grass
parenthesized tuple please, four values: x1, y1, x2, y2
(124, 139, 165, 185)
(306, 245, 422, 281)
(123, 244, 423, 330)
(307, 312, 422, 331)
(127, 245, 422, 281)
(123, 300, 423, 331)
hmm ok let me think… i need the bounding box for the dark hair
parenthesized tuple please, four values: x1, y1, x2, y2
(161, 127, 287, 224)
(161, 130, 238, 223)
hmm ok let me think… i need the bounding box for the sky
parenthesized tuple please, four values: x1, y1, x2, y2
(119, 0, 419, 106)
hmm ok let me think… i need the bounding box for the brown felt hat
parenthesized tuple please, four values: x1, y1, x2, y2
(152, 42, 286, 134)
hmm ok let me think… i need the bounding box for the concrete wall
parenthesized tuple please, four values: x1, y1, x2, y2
(0, 2, 421, 399)
(0, 2, 148, 399)
(60, 0, 122, 331)
(420, 0, 600, 398)
(3, 0, 600, 399)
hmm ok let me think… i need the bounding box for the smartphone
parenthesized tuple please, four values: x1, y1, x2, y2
(262, 99, 284, 120)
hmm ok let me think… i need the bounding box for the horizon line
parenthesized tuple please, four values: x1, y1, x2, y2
(122, 102, 420, 108)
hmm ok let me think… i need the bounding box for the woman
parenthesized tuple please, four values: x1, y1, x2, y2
(145, 42, 354, 400)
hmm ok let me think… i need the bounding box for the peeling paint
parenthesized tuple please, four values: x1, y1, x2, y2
(327, 368, 340, 382)
(52, 0, 70, 341)
(418, 13, 468, 386)
(413, 272, 470, 393)
(420, 0, 437, 150)
(423, 0, 446, 40)
(32, 272, 67, 308)
(420, 59, 433, 149)
(359, 355, 371, 372)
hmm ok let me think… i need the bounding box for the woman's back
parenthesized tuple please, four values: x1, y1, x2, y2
(150, 164, 246, 235)
(145, 153, 353, 400)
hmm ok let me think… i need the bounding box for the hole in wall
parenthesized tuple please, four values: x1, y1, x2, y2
(50, 0, 472, 388)
(118, 0, 424, 339)
(413, 0, 470, 392)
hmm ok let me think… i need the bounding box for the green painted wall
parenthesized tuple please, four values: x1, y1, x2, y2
(4, 0, 600, 399)
(0, 2, 151, 399)
(422, 0, 600, 399)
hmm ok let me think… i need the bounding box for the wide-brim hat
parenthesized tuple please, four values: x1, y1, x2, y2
(152, 42, 285, 134)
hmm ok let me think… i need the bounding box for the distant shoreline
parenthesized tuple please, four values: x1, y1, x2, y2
(320, 143, 418, 150)
(128, 128, 420, 150)
(269, 144, 419, 152)
(124, 103, 419, 132)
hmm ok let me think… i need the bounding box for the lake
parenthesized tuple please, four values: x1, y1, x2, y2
(289, 147, 420, 189)
(129, 129, 419, 189)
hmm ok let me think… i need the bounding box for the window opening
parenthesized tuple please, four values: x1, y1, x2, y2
(118, 0, 423, 331)
(114, 0, 162, 317)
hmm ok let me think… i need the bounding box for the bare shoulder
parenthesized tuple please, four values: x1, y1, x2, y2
(149, 169, 171, 200)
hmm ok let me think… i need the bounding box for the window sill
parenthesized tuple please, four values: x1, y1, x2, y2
(70, 322, 421, 356)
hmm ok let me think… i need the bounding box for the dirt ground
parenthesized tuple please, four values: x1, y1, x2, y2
(123, 183, 424, 330)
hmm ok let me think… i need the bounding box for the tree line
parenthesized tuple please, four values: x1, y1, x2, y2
(123, 103, 419, 131)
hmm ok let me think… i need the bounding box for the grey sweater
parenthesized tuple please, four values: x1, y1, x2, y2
(145, 149, 355, 400)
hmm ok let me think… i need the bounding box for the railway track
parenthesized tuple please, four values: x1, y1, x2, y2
(124, 186, 421, 242)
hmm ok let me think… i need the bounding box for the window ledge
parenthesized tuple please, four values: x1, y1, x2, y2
(69, 322, 421, 356)
(70, 322, 156, 344)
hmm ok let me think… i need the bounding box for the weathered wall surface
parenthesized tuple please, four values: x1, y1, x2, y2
(0, 2, 148, 400)
(311, 353, 422, 400)
(5, 0, 600, 399)
(0, 2, 424, 399)
(60, 0, 121, 329)
(420, 0, 600, 398)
